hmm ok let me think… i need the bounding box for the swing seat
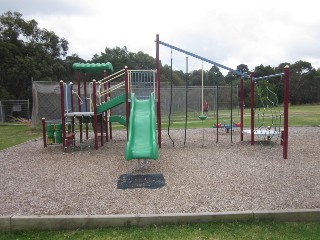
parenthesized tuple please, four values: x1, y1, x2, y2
(198, 115, 207, 121)
(233, 122, 241, 127)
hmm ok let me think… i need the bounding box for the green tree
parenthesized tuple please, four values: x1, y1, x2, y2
(63, 54, 86, 81)
(314, 70, 320, 103)
(253, 65, 279, 105)
(129, 51, 155, 70)
(92, 46, 130, 73)
(0, 11, 69, 100)
(160, 64, 184, 86)
(289, 60, 318, 104)
(242, 79, 251, 108)
(254, 64, 276, 78)
(208, 66, 224, 86)
(189, 69, 202, 86)
(225, 64, 249, 84)
(237, 64, 250, 74)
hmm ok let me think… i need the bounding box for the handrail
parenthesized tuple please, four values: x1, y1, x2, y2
(96, 69, 126, 103)
(98, 72, 125, 85)
(91, 69, 157, 114)
(99, 82, 125, 97)
(97, 69, 125, 84)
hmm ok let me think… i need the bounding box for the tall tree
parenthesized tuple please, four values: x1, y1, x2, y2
(189, 69, 202, 86)
(160, 64, 184, 86)
(207, 66, 224, 86)
(237, 64, 250, 74)
(253, 64, 281, 104)
(254, 65, 276, 78)
(289, 60, 317, 104)
(0, 11, 69, 100)
(63, 54, 86, 81)
(92, 46, 130, 73)
(225, 64, 249, 84)
(129, 51, 155, 70)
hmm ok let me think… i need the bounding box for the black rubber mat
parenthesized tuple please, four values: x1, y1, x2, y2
(117, 174, 165, 189)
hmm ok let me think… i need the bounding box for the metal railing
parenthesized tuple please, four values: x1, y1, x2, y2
(128, 69, 157, 100)
(89, 69, 126, 111)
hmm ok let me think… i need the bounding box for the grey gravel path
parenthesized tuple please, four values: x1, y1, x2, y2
(0, 127, 319, 215)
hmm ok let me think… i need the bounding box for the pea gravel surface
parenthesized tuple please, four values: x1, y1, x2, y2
(0, 127, 319, 216)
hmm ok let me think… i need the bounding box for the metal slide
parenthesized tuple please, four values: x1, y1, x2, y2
(125, 92, 158, 160)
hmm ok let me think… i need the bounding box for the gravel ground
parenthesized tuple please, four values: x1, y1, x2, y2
(0, 127, 319, 216)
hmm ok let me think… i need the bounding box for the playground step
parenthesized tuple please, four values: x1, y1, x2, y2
(109, 115, 126, 126)
(97, 93, 127, 114)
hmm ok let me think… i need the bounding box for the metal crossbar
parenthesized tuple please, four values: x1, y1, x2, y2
(253, 73, 284, 81)
(159, 40, 249, 78)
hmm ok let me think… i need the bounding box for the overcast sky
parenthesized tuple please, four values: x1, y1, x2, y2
(1, 0, 320, 74)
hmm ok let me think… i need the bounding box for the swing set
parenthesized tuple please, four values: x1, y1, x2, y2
(156, 34, 289, 159)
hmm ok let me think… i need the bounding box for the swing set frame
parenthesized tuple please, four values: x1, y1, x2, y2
(156, 34, 289, 159)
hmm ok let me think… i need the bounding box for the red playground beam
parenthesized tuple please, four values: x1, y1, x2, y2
(283, 65, 289, 159)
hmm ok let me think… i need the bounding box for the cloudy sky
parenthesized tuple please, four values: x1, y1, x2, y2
(1, 0, 320, 74)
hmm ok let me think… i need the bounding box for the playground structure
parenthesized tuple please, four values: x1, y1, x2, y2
(156, 34, 289, 159)
(42, 63, 159, 160)
(241, 73, 286, 145)
(40, 34, 289, 160)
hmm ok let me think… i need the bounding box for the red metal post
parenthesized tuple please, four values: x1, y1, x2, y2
(250, 73, 255, 145)
(84, 73, 89, 140)
(156, 34, 162, 148)
(42, 118, 47, 148)
(104, 70, 108, 143)
(283, 66, 289, 159)
(100, 114, 103, 147)
(59, 80, 66, 149)
(93, 80, 98, 149)
(77, 71, 83, 142)
(240, 78, 244, 141)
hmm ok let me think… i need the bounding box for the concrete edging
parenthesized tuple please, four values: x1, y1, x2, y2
(1, 209, 320, 232)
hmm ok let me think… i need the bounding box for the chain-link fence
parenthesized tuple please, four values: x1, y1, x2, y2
(31, 80, 239, 127)
(0, 100, 30, 122)
(160, 84, 239, 117)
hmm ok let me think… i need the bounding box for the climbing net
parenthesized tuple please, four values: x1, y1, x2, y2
(254, 77, 283, 147)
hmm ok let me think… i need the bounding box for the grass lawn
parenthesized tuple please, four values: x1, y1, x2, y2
(1, 222, 320, 239)
(0, 124, 42, 151)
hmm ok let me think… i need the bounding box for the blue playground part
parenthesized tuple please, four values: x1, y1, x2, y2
(64, 84, 72, 113)
(213, 120, 241, 133)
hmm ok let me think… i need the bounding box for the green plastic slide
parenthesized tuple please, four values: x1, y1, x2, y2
(109, 115, 126, 126)
(125, 92, 158, 161)
(97, 93, 126, 114)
